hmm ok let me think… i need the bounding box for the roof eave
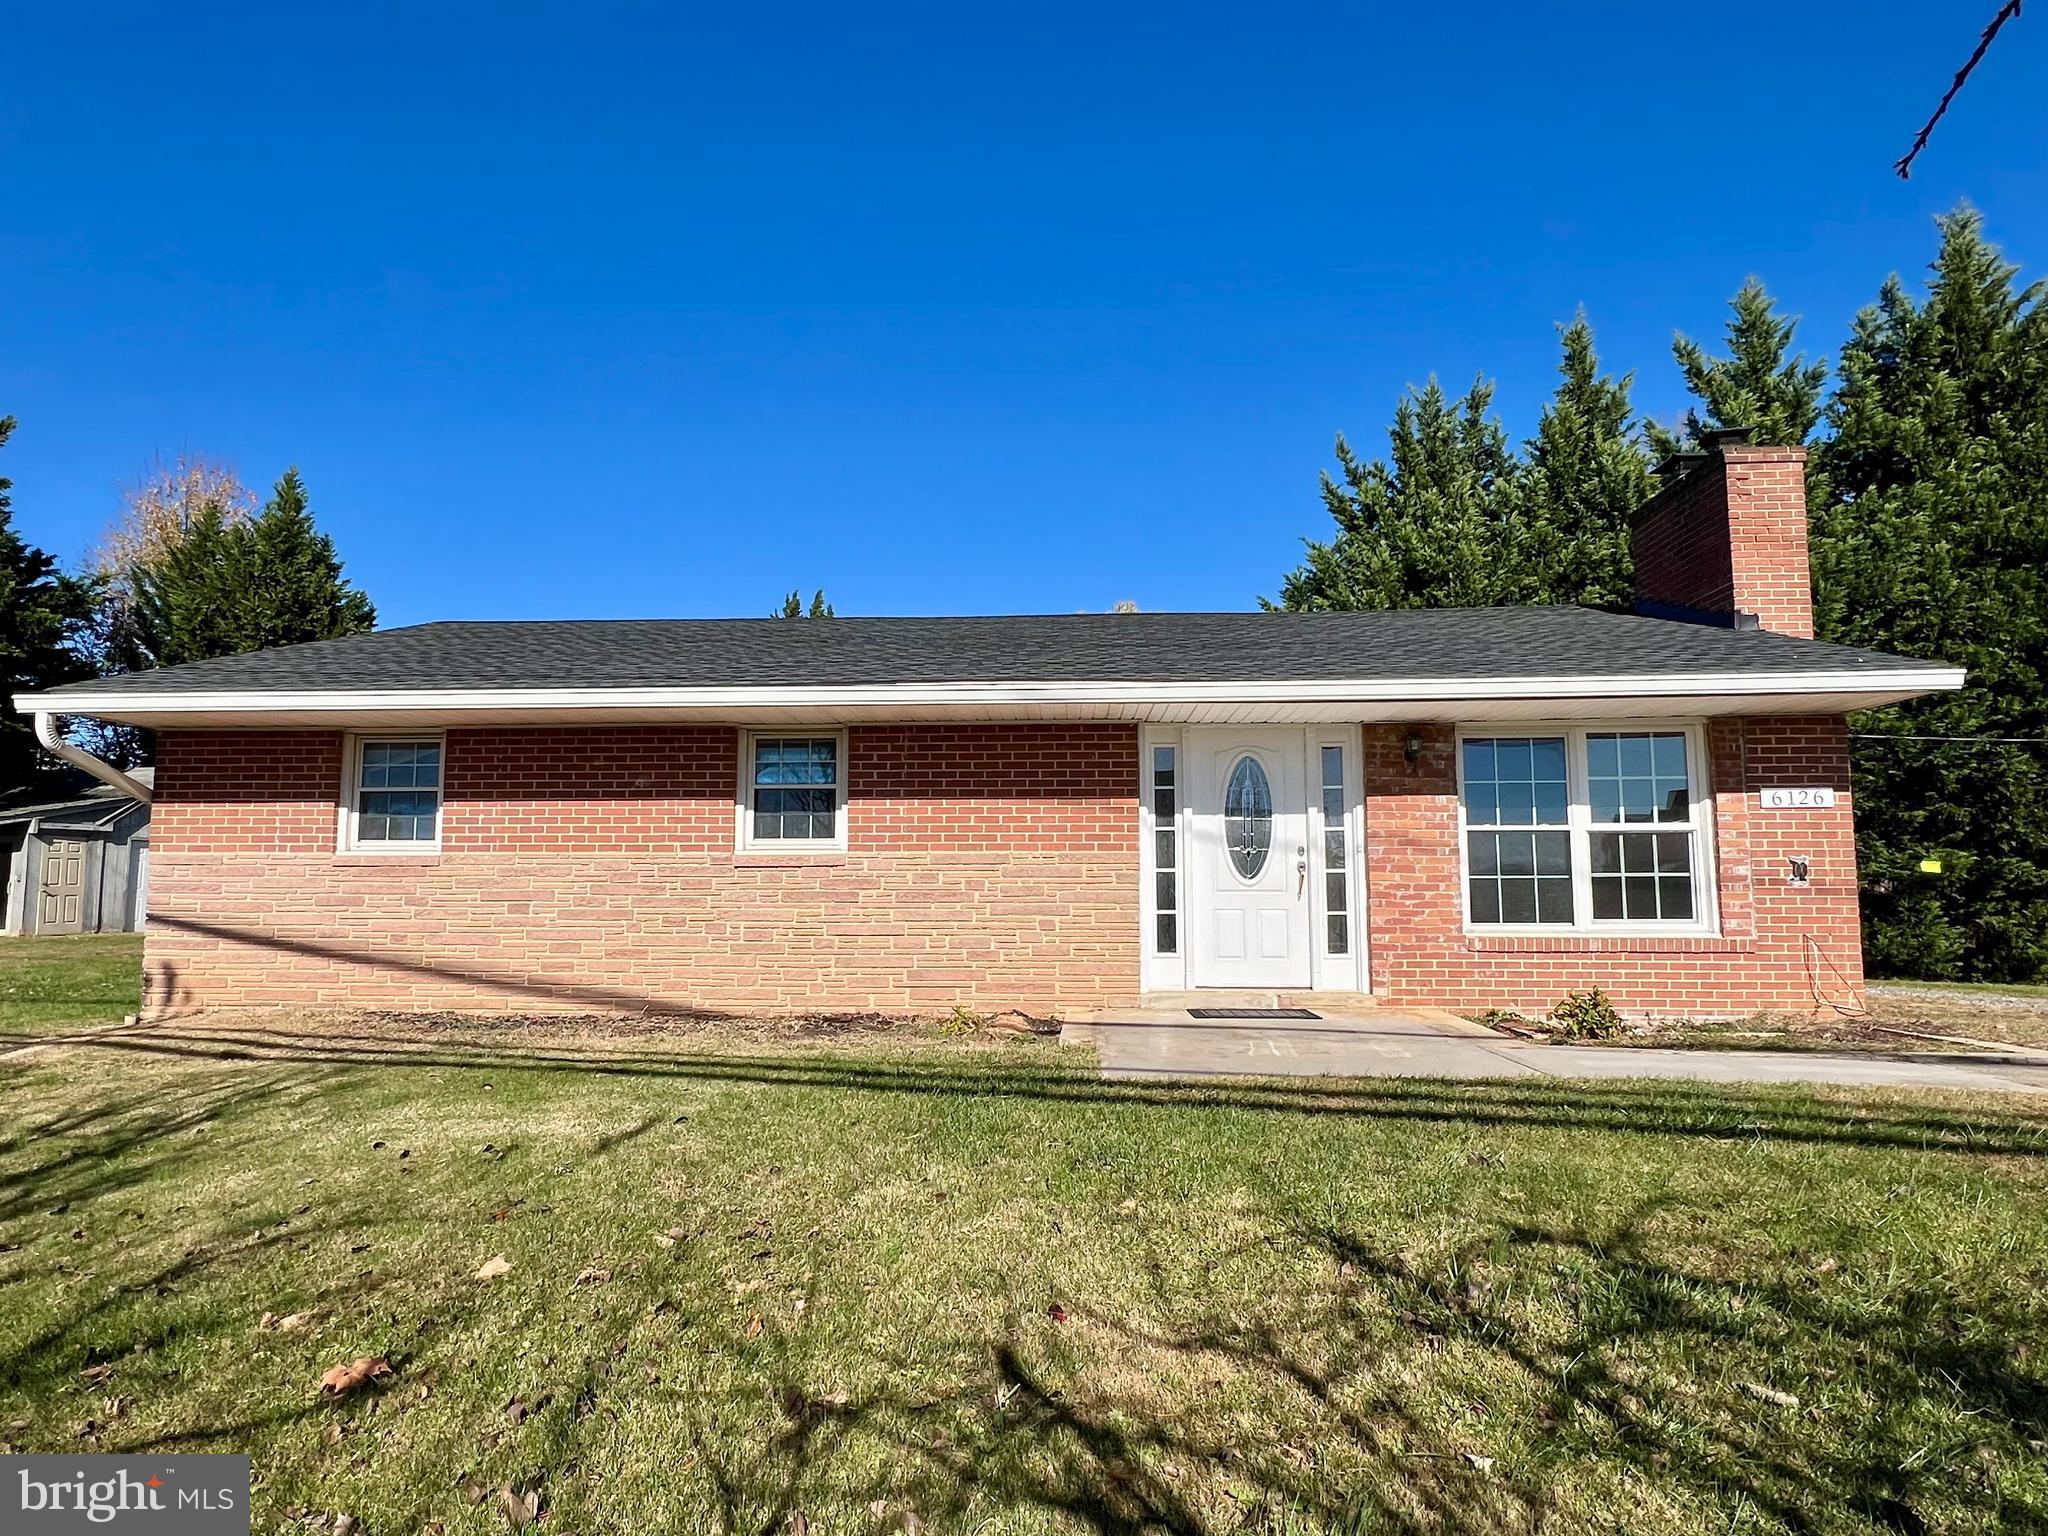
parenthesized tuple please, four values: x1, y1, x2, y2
(17, 668, 1967, 729)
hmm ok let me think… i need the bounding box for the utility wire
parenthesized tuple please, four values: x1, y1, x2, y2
(1850, 732, 2048, 745)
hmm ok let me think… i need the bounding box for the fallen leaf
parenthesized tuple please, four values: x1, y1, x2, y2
(504, 1393, 551, 1425)
(788, 1514, 809, 1536)
(744, 1315, 764, 1340)
(498, 1481, 543, 1528)
(319, 1356, 394, 1398)
(333, 1518, 357, 1536)
(79, 1364, 115, 1386)
(1117, 1197, 1138, 1213)
(261, 1310, 317, 1334)
(1463, 1453, 1496, 1474)
(1046, 1303, 1068, 1323)
(1741, 1382, 1800, 1409)
(573, 1266, 612, 1287)
(475, 1254, 513, 1282)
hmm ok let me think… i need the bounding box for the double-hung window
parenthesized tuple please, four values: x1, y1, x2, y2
(1459, 727, 1711, 932)
(740, 731, 847, 850)
(345, 737, 443, 851)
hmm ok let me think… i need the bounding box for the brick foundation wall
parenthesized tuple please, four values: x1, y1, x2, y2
(144, 723, 1141, 1017)
(1360, 718, 1864, 1017)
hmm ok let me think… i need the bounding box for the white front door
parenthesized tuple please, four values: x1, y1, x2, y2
(1187, 729, 1312, 988)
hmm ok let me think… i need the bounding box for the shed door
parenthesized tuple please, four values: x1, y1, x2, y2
(38, 839, 87, 934)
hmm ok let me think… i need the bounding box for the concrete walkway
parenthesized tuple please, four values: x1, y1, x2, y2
(1074, 1008, 2048, 1094)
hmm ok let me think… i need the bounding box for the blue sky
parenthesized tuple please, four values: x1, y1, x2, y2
(4, 2, 2044, 625)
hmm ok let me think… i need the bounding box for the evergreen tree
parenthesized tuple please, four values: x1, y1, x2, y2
(241, 469, 377, 649)
(0, 416, 99, 786)
(1277, 323, 1653, 614)
(1511, 313, 1657, 609)
(130, 468, 375, 668)
(1811, 208, 2048, 981)
(1648, 278, 1829, 454)
(1274, 377, 1520, 610)
(773, 589, 835, 618)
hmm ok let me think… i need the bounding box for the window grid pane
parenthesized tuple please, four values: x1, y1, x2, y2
(1590, 830, 1695, 922)
(1462, 731, 1706, 930)
(356, 740, 441, 843)
(1587, 731, 1691, 824)
(1153, 746, 1178, 953)
(1462, 736, 1572, 926)
(1319, 745, 1348, 953)
(750, 737, 839, 841)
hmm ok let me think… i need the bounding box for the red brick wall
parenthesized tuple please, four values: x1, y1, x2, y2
(146, 716, 1866, 1021)
(144, 723, 1141, 1017)
(1633, 445, 1814, 637)
(1360, 718, 1864, 1017)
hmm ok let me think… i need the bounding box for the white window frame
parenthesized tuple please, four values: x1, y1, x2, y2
(338, 733, 446, 855)
(1454, 720, 1718, 937)
(736, 728, 849, 853)
(1308, 725, 1366, 991)
(1139, 728, 1186, 992)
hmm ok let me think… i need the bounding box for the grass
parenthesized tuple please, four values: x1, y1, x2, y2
(3, 1008, 2047, 1536)
(1876, 979, 2048, 999)
(0, 933, 142, 1034)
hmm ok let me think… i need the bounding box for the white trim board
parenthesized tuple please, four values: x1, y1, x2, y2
(18, 667, 1965, 730)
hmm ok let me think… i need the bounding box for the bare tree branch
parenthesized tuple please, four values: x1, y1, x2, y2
(1895, 0, 2025, 178)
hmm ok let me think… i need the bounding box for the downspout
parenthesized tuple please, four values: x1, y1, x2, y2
(34, 712, 153, 804)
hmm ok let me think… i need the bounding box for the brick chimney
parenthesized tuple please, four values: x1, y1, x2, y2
(1631, 427, 1814, 637)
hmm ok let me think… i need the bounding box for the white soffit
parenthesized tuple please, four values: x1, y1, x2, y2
(21, 668, 1964, 729)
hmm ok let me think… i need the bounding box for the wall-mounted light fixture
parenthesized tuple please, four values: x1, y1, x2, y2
(1404, 729, 1424, 765)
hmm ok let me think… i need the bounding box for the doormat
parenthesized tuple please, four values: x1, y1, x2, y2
(1187, 1007, 1321, 1020)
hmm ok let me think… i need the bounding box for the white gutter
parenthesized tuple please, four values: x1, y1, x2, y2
(11, 666, 1969, 717)
(34, 712, 154, 803)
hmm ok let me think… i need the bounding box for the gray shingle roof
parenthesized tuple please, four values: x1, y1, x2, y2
(31, 609, 1942, 698)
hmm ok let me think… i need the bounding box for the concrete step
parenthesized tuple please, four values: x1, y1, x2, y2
(1135, 989, 1381, 1012)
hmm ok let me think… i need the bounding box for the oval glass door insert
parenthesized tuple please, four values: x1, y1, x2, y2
(1224, 755, 1274, 879)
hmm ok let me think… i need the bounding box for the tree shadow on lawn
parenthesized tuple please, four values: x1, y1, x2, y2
(619, 1203, 2048, 1535)
(5, 1042, 2047, 1532)
(1281, 1208, 2048, 1536)
(0, 1064, 465, 1430)
(43, 1019, 2048, 1164)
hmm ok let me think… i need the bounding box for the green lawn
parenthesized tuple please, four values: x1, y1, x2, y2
(0, 932, 142, 1034)
(3, 1012, 2046, 1535)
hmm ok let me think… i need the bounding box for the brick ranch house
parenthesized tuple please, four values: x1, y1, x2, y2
(24, 436, 1962, 1021)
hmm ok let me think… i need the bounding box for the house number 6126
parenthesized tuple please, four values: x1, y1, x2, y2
(1758, 787, 1837, 809)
